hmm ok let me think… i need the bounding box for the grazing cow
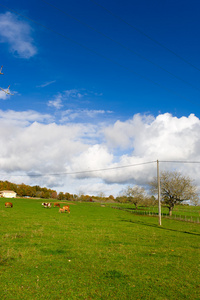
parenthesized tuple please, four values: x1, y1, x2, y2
(63, 205, 70, 213)
(42, 202, 51, 208)
(54, 203, 60, 208)
(59, 208, 65, 213)
(5, 202, 13, 208)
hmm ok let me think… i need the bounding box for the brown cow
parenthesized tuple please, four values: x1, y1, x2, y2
(54, 203, 60, 208)
(63, 205, 70, 213)
(59, 208, 65, 213)
(5, 202, 13, 208)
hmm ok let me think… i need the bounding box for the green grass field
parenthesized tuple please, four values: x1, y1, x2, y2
(111, 203, 200, 223)
(0, 198, 199, 299)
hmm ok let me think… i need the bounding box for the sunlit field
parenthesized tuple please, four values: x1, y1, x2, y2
(0, 198, 199, 299)
(111, 202, 200, 223)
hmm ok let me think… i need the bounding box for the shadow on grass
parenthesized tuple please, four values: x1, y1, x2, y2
(40, 248, 67, 255)
(121, 219, 200, 236)
(103, 270, 129, 279)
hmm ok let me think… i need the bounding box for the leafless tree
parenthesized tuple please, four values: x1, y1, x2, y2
(150, 171, 199, 216)
(123, 185, 145, 209)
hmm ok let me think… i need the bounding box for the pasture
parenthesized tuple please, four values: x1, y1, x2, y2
(0, 198, 199, 299)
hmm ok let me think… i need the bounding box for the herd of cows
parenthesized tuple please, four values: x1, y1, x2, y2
(4, 201, 70, 213)
(42, 202, 70, 213)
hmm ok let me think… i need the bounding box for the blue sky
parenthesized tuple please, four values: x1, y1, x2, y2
(0, 0, 200, 197)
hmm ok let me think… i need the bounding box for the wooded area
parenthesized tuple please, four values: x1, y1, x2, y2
(0, 180, 59, 199)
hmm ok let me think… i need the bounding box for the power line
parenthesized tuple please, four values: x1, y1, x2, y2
(160, 160, 200, 164)
(89, 0, 200, 72)
(0, 160, 156, 177)
(3, 160, 200, 178)
(0, 3, 199, 106)
(40, 0, 200, 92)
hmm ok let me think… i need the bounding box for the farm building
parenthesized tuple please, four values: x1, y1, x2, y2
(0, 190, 17, 198)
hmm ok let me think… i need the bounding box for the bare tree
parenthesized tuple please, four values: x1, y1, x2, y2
(150, 171, 199, 216)
(123, 185, 145, 209)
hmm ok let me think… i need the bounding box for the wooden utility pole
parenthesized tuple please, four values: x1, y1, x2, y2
(157, 160, 162, 226)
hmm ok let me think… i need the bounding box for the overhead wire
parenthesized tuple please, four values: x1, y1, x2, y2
(0, 4, 199, 187)
(2, 160, 200, 178)
(0, 3, 199, 107)
(160, 160, 200, 164)
(1, 160, 157, 177)
(89, 0, 200, 72)
(40, 0, 200, 92)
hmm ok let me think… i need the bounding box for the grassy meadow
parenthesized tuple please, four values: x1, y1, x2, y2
(0, 198, 199, 299)
(111, 203, 200, 223)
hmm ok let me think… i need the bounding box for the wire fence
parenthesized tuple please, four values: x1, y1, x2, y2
(112, 206, 200, 224)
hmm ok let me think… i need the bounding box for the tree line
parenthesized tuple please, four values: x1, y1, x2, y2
(0, 180, 115, 201)
(116, 171, 200, 215)
(0, 181, 61, 199)
(0, 170, 199, 215)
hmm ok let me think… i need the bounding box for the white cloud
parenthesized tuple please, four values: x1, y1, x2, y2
(64, 89, 84, 98)
(0, 12, 37, 58)
(47, 89, 105, 111)
(47, 90, 84, 110)
(77, 180, 121, 197)
(70, 144, 113, 177)
(1, 110, 200, 196)
(101, 113, 200, 186)
(0, 109, 52, 125)
(103, 114, 154, 149)
(48, 94, 63, 109)
(103, 113, 199, 158)
(60, 109, 112, 122)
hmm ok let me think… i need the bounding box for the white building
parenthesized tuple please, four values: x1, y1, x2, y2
(0, 190, 17, 198)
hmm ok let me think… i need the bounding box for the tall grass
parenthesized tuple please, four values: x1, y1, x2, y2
(0, 198, 199, 299)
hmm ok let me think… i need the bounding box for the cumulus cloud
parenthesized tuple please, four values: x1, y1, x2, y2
(104, 113, 199, 159)
(0, 109, 96, 173)
(101, 113, 200, 186)
(70, 144, 113, 176)
(0, 109, 52, 125)
(1, 110, 200, 196)
(0, 12, 37, 58)
(77, 180, 122, 197)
